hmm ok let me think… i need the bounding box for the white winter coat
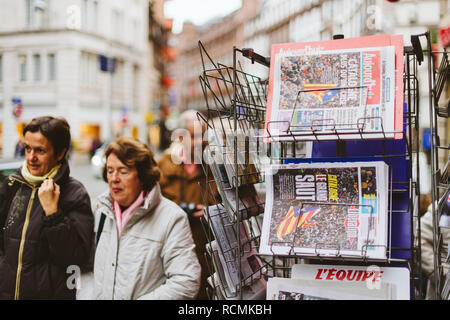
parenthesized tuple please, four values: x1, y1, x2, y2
(92, 184, 201, 300)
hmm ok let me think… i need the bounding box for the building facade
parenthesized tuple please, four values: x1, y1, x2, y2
(0, 0, 150, 157)
(172, 0, 260, 112)
(148, 0, 176, 150)
(172, 0, 372, 112)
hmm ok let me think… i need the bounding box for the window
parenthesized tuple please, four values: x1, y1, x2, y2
(92, 1, 98, 30)
(89, 54, 97, 86)
(26, 0, 48, 29)
(132, 19, 138, 46)
(80, 52, 88, 85)
(26, 0, 32, 27)
(82, 0, 98, 31)
(112, 9, 123, 41)
(80, 52, 98, 86)
(33, 53, 41, 81)
(19, 54, 27, 82)
(112, 59, 124, 100)
(48, 53, 56, 81)
(82, 0, 88, 29)
(132, 64, 139, 110)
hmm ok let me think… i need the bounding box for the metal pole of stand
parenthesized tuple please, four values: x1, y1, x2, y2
(333, 34, 347, 157)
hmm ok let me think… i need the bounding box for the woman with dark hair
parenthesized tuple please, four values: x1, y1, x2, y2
(0, 116, 94, 300)
(90, 137, 200, 300)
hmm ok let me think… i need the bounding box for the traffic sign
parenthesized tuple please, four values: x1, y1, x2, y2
(13, 103, 23, 118)
(11, 97, 22, 104)
(11, 97, 23, 119)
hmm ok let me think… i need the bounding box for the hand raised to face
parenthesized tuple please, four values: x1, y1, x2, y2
(38, 178, 60, 216)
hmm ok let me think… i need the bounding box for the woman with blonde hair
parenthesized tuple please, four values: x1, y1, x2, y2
(91, 136, 200, 300)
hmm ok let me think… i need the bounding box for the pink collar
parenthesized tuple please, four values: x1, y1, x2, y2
(114, 190, 146, 235)
(179, 145, 198, 176)
(183, 163, 198, 176)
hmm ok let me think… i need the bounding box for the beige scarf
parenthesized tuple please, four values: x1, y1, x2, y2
(21, 161, 61, 186)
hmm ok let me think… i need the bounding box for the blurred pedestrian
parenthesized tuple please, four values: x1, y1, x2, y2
(421, 202, 450, 299)
(159, 105, 172, 152)
(89, 136, 102, 158)
(14, 139, 25, 158)
(0, 116, 94, 300)
(158, 109, 217, 300)
(89, 137, 200, 300)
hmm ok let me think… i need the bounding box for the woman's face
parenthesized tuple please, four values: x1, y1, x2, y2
(106, 153, 143, 207)
(23, 130, 65, 176)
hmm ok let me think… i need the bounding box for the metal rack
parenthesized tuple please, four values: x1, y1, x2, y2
(197, 35, 424, 299)
(422, 30, 450, 300)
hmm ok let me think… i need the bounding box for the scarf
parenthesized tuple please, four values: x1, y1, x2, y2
(178, 143, 198, 176)
(21, 161, 61, 186)
(114, 190, 146, 235)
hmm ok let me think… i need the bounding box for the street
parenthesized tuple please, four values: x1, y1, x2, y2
(69, 153, 107, 209)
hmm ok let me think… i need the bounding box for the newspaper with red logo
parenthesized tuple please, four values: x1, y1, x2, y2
(267, 264, 409, 300)
(259, 162, 389, 259)
(265, 35, 404, 141)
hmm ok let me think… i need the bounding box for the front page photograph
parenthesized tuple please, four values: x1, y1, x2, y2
(259, 162, 389, 259)
(265, 35, 403, 141)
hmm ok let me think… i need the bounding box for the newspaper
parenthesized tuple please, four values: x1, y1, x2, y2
(208, 273, 267, 301)
(222, 131, 261, 187)
(204, 204, 265, 295)
(267, 277, 392, 300)
(206, 127, 260, 187)
(221, 185, 265, 220)
(439, 190, 450, 228)
(442, 268, 450, 300)
(206, 240, 231, 297)
(206, 146, 264, 220)
(259, 162, 389, 259)
(265, 34, 404, 141)
(207, 273, 225, 300)
(290, 264, 410, 300)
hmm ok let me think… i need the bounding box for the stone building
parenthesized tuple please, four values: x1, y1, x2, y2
(0, 0, 150, 157)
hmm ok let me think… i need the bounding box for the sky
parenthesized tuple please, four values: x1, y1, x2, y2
(164, 0, 242, 34)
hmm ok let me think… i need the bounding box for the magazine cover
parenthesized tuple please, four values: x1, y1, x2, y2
(265, 34, 403, 141)
(259, 162, 388, 259)
(291, 264, 410, 300)
(266, 277, 392, 300)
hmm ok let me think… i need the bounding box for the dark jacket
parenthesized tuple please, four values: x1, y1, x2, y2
(0, 159, 94, 300)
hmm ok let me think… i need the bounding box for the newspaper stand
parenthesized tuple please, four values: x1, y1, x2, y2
(421, 30, 450, 300)
(197, 35, 424, 299)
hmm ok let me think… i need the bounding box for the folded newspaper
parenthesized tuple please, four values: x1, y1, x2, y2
(267, 277, 392, 300)
(207, 272, 267, 300)
(222, 130, 261, 187)
(204, 204, 266, 295)
(267, 264, 410, 300)
(259, 162, 389, 259)
(206, 146, 264, 220)
(286, 264, 410, 300)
